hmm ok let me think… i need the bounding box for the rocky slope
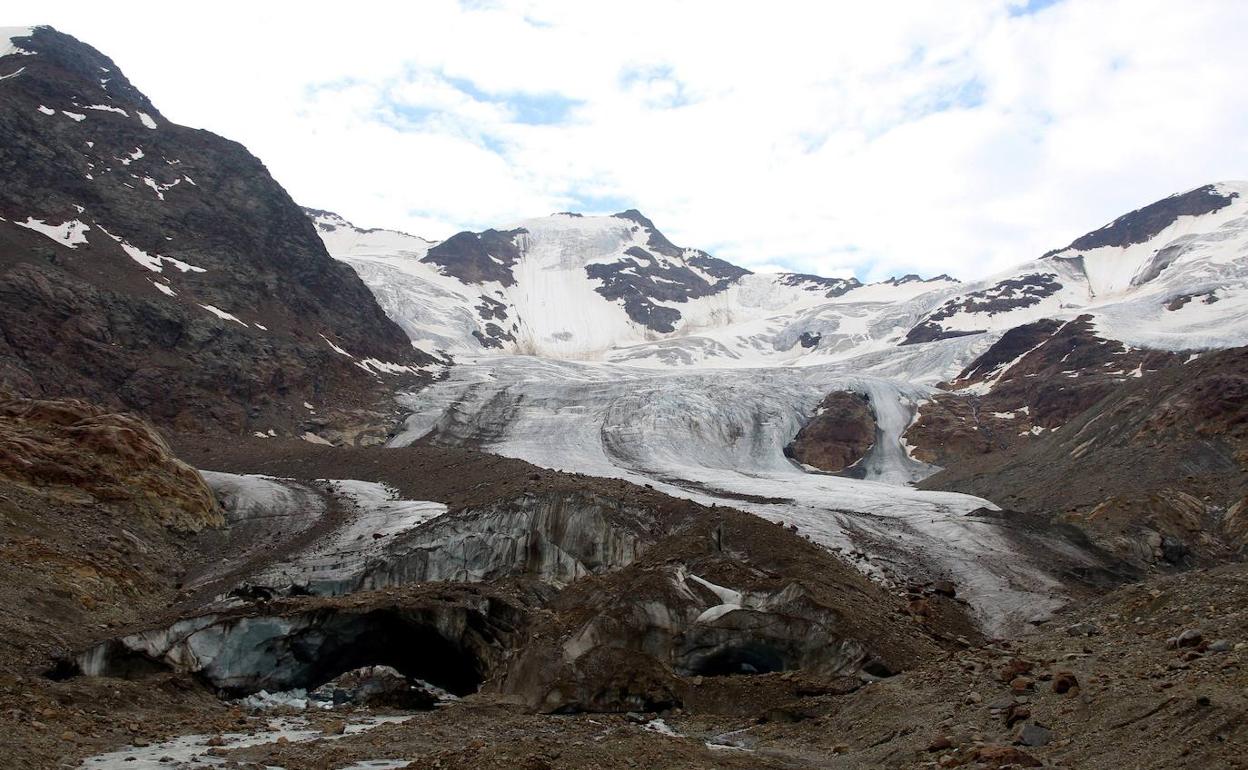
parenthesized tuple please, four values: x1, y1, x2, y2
(0, 27, 436, 438)
(916, 344, 1248, 570)
(61, 436, 972, 709)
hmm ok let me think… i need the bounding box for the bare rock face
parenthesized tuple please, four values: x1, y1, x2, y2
(0, 396, 219, 531)
(1225, 494, 1248, 552)
(902, 273, 1062, 345)
(311, 665, 441, 709)
(784, 391, 876, 473)
(1059, 489, 1221, 568)
(1053, 183, 1239, 253)
(0, 27, 430, 435)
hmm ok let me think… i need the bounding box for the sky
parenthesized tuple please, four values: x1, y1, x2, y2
(9, 0, 1248, 281)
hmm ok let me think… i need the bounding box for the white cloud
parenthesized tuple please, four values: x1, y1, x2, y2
(12, 0, 1248, 280)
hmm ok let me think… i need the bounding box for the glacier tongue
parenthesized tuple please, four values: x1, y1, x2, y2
(391, 354, 1065, 635)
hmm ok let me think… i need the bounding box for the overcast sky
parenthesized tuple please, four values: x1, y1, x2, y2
(11, 0, 1248, 280)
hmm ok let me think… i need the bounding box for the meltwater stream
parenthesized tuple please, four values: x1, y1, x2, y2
(392, 355, 1067, 635)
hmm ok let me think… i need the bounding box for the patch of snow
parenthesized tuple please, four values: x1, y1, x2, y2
(61, 110, 85, 121)
(643, 718, 682, 738)
(320, 334, 351, 356)
(81, 103, 128, 116)
(97, 226, 205, 273)
(141, 176, 182, 200)
(199, 304, 248, 326)
(355, 357, 427, 376)
(688, 574, 743, 606)
(16, 217, 89, 248)
(137, 111, 157, 129)
(161, 255, 204, 273)
(36, 104, 54, 115)
(149, 280, 176, 297)
(0, 65, 25, 80)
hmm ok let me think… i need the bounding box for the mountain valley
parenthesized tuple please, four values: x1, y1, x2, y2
(1, 23, 1247, 770)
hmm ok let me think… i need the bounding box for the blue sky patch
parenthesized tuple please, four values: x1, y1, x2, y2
(1009, 0, 1064, 16)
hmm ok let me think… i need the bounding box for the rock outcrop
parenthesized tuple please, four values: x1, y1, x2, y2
(784, 391, 876, 473)
(0, 397, 222, 673)
(494, 509, 966, 713)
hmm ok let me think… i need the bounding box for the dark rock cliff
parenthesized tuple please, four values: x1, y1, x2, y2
(0, 27, 432, 436)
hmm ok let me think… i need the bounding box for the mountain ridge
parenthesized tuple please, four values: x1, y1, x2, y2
(0, 26, 436, 439)
(310, 179, 1248, 370)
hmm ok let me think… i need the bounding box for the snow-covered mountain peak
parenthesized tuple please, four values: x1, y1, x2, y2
(1042, 181, 1246, 298)
(905, 182, 1248, 351)
(309, 206, 969, 365)
(310, 181, 1248, 368)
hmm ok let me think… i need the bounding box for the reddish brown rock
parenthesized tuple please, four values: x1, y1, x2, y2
(999, 658, 1035, 683)
(785, 391, 876, 473)
(970, 745, 1042, 767)
(1052, 671, 1079, 694)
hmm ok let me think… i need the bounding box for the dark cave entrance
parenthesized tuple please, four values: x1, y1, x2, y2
(685, 642, 789, 676)
(54, 608, 495, 701)
(294, 609, 486, 696)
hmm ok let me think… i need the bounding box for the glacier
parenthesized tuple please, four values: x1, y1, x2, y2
(313, 181, 1248, 634)
(389, 352, 1069, 634)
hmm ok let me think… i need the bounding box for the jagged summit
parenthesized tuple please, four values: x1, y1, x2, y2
(1, 26, 163, 125)
(1045, 181, 1243, 256)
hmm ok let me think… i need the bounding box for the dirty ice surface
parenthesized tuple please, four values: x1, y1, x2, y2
(390, 353, 1067, 635)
